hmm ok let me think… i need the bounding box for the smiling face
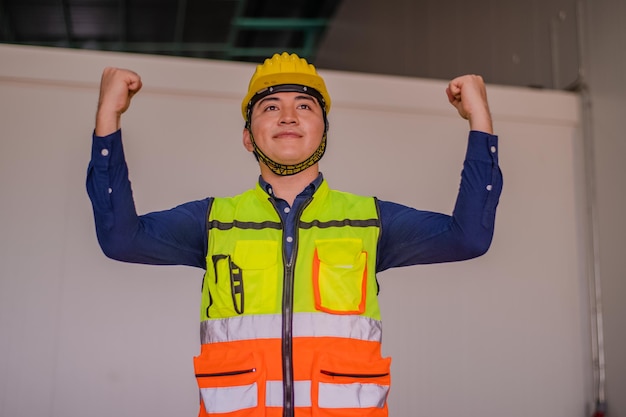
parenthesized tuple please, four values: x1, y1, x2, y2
(243, 91, 326, 168)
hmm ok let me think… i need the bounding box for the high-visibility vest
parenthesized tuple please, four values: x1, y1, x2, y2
(195, 180, 391, 417)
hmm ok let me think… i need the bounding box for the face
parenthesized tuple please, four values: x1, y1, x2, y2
(243, 91, 326, 166)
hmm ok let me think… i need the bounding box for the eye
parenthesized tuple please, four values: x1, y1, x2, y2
(297, 103, 312, 110)
(263, 104, 278, 112)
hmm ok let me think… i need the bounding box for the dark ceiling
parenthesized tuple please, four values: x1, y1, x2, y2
(0, 0, 343, 63)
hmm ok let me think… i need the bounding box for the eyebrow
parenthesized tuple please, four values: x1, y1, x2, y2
(255, 94, 317, 108)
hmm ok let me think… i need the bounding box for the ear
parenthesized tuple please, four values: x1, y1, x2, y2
(242, 127, 254, 152)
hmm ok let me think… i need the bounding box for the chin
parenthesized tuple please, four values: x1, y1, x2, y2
(273, 154, 309, 165)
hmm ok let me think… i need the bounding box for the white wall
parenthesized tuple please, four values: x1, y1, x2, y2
(0, 44, 588, 417)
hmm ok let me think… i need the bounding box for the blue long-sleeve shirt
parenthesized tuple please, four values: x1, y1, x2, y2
(86, 130, 502, 273)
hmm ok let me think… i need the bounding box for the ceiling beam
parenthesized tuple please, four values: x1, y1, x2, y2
(59, 0, 74, 45)
(174, 0, 187, 42)
(173, 0, 187, 55)
(224, 15, 329, 60)
(233, 17, 328, 30)
(119, 0, 128, 44)
(0, 0, 16, 41)
(224, 0, 247, 58)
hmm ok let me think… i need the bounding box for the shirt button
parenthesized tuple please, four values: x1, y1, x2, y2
(490, 146, 497, 153)
(486, 184, 493, 191)
(108, 188, 113, 194)
(101, 148, 109, 156)
(284, 207, 290, 214)
(286, 236, 294, 243)
(267, 187, 273, 195)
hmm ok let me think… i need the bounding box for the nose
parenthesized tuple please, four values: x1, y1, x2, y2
(279, 107, 298, 125)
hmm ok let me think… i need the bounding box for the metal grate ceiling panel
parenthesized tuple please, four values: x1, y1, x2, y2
(0, 0, 342, 62)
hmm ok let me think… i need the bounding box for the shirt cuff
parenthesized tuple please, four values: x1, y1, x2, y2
(91, 129, 125, 167)
(466, 130, 499, 164)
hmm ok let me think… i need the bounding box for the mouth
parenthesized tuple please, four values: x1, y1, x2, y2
(274, 130, 302, 139)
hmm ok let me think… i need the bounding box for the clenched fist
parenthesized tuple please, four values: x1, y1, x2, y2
(446, 75, 493, 134)
(95, 67, 143, 136)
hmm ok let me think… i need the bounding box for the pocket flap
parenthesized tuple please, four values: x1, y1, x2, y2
(194, 350, 258, 383)
(232, 240, 278, 269)
(315, 238, 363, 266)
(319, 353, 391, 380)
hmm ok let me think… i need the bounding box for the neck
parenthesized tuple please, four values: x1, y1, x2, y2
(260, 164, 319, 206)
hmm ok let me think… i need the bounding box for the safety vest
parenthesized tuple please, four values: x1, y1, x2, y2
(195, 180, 391, 417)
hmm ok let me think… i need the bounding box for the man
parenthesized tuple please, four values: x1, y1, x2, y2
(87, 52, 502, 417)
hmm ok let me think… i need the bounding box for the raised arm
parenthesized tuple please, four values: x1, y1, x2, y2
(87, 68, 208, 269)
(377, 76, 501, 271)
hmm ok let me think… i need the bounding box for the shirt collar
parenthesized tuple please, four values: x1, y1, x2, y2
(259, 172, 324, 199)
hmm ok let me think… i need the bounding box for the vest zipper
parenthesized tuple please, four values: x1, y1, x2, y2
(282, 259, 295, 417)
(273, 196, 313, 417)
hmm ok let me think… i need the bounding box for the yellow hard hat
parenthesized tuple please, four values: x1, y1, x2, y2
(241, 52, 331, 122)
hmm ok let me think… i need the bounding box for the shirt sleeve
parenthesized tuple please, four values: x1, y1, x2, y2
(376, 130, 502, 272)
(86, 129, 209, 269)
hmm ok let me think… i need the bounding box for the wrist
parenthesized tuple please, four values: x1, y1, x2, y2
(468, 108, 493, 134)
(95, 110, 121, 137)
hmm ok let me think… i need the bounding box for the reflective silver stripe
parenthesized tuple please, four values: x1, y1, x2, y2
(292, 312, 382, 341)
(318, 382, 389, 408)
(266, 380, 312, 407)
(201, 314, 281, 343)
(200, 383, 258, 413)
(201, 313, 382, 344)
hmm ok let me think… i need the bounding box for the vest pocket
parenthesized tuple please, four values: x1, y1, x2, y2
(194, 350, 266, 416)
(311, 353, 391, 417)
(232, 240, 279, 314)
(208, 240, 279, 317)
(312, 238, 368, 314)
